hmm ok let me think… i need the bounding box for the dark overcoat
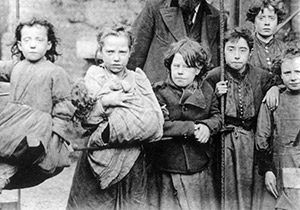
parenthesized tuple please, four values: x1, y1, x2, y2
(128, 0, 222, 83)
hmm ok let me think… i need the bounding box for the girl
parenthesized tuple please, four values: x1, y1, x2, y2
(0, 18, 75, 191)
(256, 46, 300, 210)
(147, 38, 222, 210)
(67, 25, 163, 210)
(205, 28, 279, 210)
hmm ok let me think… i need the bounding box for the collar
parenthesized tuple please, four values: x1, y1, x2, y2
(255, 33, 275, 47)
(226, 64, 250, 81)
(166, 76, 207, 109)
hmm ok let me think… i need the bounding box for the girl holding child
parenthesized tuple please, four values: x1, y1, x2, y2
(67, 26, 163, 210)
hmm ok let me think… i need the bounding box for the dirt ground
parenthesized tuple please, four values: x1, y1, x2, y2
(1, 159, 78, 210)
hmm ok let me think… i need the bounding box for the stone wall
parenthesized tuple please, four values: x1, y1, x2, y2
(1, 0, 144, 79)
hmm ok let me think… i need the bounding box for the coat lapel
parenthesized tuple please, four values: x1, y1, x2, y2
(160, 7, 187, 41)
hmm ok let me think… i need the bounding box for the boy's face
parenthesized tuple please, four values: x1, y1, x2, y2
(18, 25, 51, 62)
(254, 6, 278, 38)
(101, 35, 130, 77)
(171, 53, 200, 88)
(281, 57, 300, 91)
(224, 38, 250, 73)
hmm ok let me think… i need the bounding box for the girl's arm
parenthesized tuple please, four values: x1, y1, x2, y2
(51, 68, 76, 141)
(0, 60, 15, 82)
(195, 92, 222, 136)
(255, 102, 276, 173)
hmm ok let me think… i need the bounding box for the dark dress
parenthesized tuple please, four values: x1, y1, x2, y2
(205, 64, 278, 210)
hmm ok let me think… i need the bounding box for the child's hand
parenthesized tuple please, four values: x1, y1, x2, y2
(101, 91, 135, 107)
(265, 171, 278, 198)
(215, 81, 228, 97)
(263, 86, 279, 111)
(194, 124, 210, 143)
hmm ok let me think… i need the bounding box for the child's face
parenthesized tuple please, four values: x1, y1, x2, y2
(171, 53, 200, 88)
(18, 25, 51, 62)
(281, 57, 300, 92)
(224, 37, 250, 73)
(254, 6, 278, 38)
(101, 35, 130, 77)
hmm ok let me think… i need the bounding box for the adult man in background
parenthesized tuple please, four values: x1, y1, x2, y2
(128, 0, 224, 83)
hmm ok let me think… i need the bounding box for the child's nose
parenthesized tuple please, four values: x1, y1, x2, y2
(29, 40, 37, 48)
(234, 50, 240, 59)
(113, 53, 120, 61)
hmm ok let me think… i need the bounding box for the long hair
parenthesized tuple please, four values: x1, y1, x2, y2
(164, 37, 210, 79)
(11, 17, 61, 62)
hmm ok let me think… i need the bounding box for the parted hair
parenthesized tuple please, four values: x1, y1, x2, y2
(11, 17, 60, 62)
(246, 0, 286, 24)
(164, 37, 210, 79)
(224, 27, 254, 51)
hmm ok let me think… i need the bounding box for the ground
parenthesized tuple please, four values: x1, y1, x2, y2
(0, 161, 77, 210)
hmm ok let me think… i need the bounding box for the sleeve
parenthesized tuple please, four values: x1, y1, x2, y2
(154, 87, 195, 139)
(127, 1, 155, 70)
(255, 102, 276, 175)
(260, 70, 281, 95)
(196, 91, 222, 136)
(204, 68, 221, 91)
(0, 60, 15, 82)
(51, 67, 76, 141)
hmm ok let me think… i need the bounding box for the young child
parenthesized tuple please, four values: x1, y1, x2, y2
(255, 46, 300, 210)
(0, 18, 75, 191)
(67, 26, 163, 210)
(247, 0, 287, 74)
(205, 27, 280, 210)
(147, 38, 222, 210)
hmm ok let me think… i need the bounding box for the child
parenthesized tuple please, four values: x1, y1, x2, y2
(147, 38, 222, 210)
(205, 27, 280, 210)
(0, 18, 75, 191)
(255, 46, 300, 210)
(67, 25, 163, 210)
(247, 0, 287, 74)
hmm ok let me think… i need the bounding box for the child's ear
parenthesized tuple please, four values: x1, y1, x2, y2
(195, 65, 203, 75)
(250, 48, 253, 57)
(195, 64, 203, 75)
(47, 41, 52, 51)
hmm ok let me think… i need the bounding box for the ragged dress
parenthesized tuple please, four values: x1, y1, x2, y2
(67, 65, 163, 210)
(255, 90, 300, 210)
(205, 64, 279, 210)
(0, 59, 75, 189)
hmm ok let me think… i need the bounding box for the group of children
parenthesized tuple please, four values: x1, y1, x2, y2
(0, 0, 299, 210)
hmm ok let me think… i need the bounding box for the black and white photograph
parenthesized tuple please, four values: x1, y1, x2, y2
(0, 0, 299, 209)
